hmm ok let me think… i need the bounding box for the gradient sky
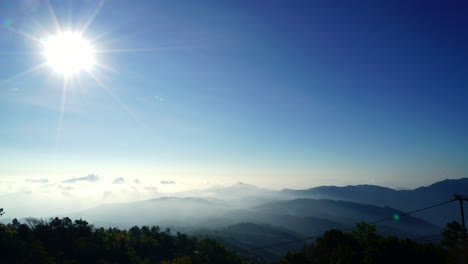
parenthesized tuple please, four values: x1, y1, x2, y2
(0, 0, 467, 194)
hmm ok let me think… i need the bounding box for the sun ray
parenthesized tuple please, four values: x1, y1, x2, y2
(47, 0, 62, 33)
(0, 24, 43, 44)
(94, 46, 192, 54)
(86, 70, 140, 123)
(31, 18, 54, 37)
(56, 77, 68, 147)
(0, 62, 48, 85)
(0, 51, 42, 56)
(72, 72, 83, 92)
(80, 0, 105, 35)
(31, 18, 52, 39)
(88, 29, 117, 44)
(94, 63, 118, 73)
(68, 0, 73, 32)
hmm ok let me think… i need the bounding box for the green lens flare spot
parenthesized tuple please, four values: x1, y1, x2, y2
(393, 214, 400, 220)
(4, 19, 12, 27)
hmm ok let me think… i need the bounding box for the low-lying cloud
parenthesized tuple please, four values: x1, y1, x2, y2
(103, 191, 112, 200)
(113, 177, 125, 184)
(160, 180, 175, 185)
(63, 174, 101, 184)
(25, 178, 49, 184)
(58, 185, 74, 191)
(144, 186, 158, 193)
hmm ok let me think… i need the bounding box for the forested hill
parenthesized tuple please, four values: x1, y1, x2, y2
(1, 217, 467, 264)
(0, 217, 252, 264)
(278, 221, 468, 264)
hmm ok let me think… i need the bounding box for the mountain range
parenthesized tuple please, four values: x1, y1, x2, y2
(280, 178, 468, 227)
(68, 178, 467, 230)
(6, 178, 466, 263)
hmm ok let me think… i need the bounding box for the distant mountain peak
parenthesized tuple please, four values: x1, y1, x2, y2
(281, 178, 468, 193)
(413, 177, 468, 193)
(234, 181, 256, 187)
(429, 177, 468, 186)
(224, 182, 260, 190)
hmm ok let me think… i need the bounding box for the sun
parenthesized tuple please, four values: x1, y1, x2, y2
(2, 0, 149, 144)
(44, 32, 95, 75)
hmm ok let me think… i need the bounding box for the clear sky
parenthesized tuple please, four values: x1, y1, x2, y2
(0, 0, 467, 201)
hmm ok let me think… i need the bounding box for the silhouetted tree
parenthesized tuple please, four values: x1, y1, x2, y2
(442, 221, 466, 249)
(0, 217, 250, 264)
(279, 222, 447, 264)
(441, 221, 468, 264)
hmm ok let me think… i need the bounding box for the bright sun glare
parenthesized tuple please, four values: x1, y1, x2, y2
(2, 0, 144, 144)
(44, 32, 95, 75)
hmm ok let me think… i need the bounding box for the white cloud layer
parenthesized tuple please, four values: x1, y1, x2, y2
(25, 178, 49, 184)
(0, 174, 248, 219)
(160, 180, 175, 185)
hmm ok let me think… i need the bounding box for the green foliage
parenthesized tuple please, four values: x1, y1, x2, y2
(314, 229, 362, 264)
(160, 256, 192, 264)
(279, 222, 448, 264)
(441, 221, 468, 264)
(279, 244, 314, 264)
(441, 221, 466, 249)
(350, 221, 377, 245)
(2, 217, 465, 264)
(0, 217, 250, 264)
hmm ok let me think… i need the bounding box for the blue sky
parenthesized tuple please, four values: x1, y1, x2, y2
(0, 0, 467, 192)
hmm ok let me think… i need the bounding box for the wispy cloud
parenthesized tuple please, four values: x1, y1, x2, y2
(160, 180, 175, 185)
(58, 185, 74, 191)
(62, 174, 101, 184)
(25, 178, 49, 184)
(144, 186, 158, 193)
(134, 179, 140, 184)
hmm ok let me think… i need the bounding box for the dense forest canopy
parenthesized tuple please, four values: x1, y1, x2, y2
(0, 217, 252, 264)
(1, 216, 467, 264)
(279, 221, 467, 264)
